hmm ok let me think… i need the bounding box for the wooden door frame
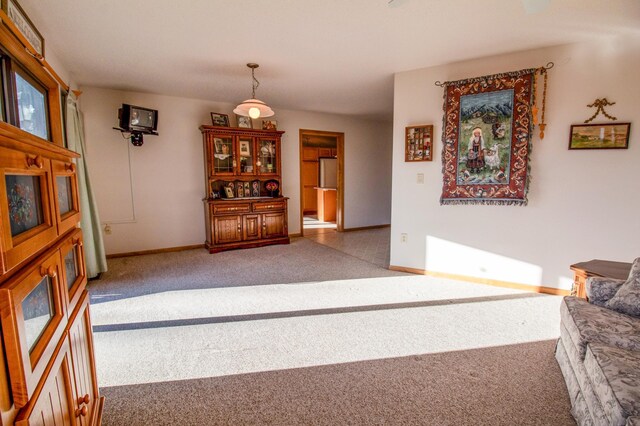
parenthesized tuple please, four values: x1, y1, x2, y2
(299, 129, 344, 236)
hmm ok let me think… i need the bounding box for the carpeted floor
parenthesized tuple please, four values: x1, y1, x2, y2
(101, 340, 572, 425)
(89, 236, 574, 425)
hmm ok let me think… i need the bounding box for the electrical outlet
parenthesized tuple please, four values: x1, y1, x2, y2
(104, 224, 112, 235)
(417, 173, 424, 184)
(401, 233, 408, 243)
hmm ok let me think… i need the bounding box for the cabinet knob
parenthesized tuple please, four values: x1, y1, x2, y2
(40, 266, 57, 278)
(75, 405, 87, 417)
(77, 394, 90, 405)
(26, 155, 44, 169)
(65, 163, 76, 173)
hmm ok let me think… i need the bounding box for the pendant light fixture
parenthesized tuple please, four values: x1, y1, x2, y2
(233, 63, 274, 119)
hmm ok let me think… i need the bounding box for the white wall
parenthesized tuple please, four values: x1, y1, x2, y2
(391, 37, 640, 290)
(80, 87, 392, 254)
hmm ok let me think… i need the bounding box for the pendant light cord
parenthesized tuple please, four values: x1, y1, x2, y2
(252, 67, 259, 99)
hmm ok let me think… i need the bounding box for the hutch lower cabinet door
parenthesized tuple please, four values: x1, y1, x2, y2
(262, 212, 287, 239)
(67, 291, 101, 426)
(14, 337, 75, 425)
(213, 215, 242, 245)
(242, 215, 261, 241)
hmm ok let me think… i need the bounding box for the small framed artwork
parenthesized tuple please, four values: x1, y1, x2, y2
(243, 181, 251, 197)
(236, 115, 253, 129)
(236, 181, 244, 198)
(251, 180, 260, 197)
(569, 122, 631, 150)
(210, 112, 230, 127)
(405, 125, 433, 161)
(224, 186, 235, 198)
(1, 0, 44, 56)
(239, 140, 251, 157)
(262, 120, 277, 131)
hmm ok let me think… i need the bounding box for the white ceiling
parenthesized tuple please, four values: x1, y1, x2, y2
(20, 0, 640, 121)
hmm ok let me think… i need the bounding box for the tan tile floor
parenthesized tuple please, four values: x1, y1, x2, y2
(303, 227, 391, 268)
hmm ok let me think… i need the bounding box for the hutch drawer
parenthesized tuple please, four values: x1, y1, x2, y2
(213, 203, 251, 214)
(253, 200, 285, 212)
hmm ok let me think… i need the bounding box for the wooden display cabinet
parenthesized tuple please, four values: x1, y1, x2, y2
(0, 20, 103, 426)
(201, 125, 289, 253)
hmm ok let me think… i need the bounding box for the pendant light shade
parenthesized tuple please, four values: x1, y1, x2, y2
(234, 63, 274, 119)
(234, 98, 274, 119)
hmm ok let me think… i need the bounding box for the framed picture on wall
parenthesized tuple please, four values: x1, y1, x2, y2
(405, 124, 433, 162)
(1, 0, 44, 56)
(569, 122, 631, 149)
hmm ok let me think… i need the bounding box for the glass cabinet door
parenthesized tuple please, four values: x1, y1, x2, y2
(59, 229, 86, 313)
(52, 160, 81, 236)
(212, 136, 236, 175)
(0, 146, 57, 274)
(257, 139, 278, 175)
(237, 137, 255, 175)
(0, 250, 66, 408)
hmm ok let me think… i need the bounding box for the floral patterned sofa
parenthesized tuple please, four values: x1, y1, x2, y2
(555, 259, 640, 426)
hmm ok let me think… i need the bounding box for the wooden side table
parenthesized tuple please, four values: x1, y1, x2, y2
(570, 259, 631, 299)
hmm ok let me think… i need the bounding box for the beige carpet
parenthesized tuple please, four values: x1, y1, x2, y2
(101, 340, 572, 425)
(90, 237, 574, 425)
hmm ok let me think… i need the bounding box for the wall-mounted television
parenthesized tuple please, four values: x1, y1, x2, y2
(118, 104, 158, 134)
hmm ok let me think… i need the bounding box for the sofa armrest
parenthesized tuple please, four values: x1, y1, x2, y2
(586, 276, 625, 306)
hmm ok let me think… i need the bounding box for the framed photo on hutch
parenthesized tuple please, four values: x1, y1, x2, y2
(210, 112, 230, 127)
(236, 115, 253, 129)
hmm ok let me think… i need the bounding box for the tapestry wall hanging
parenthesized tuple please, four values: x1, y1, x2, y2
(440, 68, 537, 206)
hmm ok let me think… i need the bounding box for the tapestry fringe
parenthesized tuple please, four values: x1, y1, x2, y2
(440, 199, 528, 206)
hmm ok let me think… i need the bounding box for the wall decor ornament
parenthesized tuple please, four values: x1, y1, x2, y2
(439, 68, 538, 206)
(583, 98, 617, 123)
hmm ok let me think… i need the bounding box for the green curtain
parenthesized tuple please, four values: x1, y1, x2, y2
(66, 93, 108, 277)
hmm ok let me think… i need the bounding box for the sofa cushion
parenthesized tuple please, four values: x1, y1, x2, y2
(606, 258, 640, 317)
(561, 296, 640, 359)
(585, 343, 640, 426)
(587, 276, 626, 307)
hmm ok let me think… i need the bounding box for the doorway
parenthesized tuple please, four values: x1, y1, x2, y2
(299, 129, 344, 236)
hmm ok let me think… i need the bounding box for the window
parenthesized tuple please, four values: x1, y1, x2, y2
(0, 52, 50, 141)
(15, 70, 48, 139)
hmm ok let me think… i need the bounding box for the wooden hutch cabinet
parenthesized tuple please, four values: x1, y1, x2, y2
(200, 126, 289, 253)
(0, 18, 103, 426)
